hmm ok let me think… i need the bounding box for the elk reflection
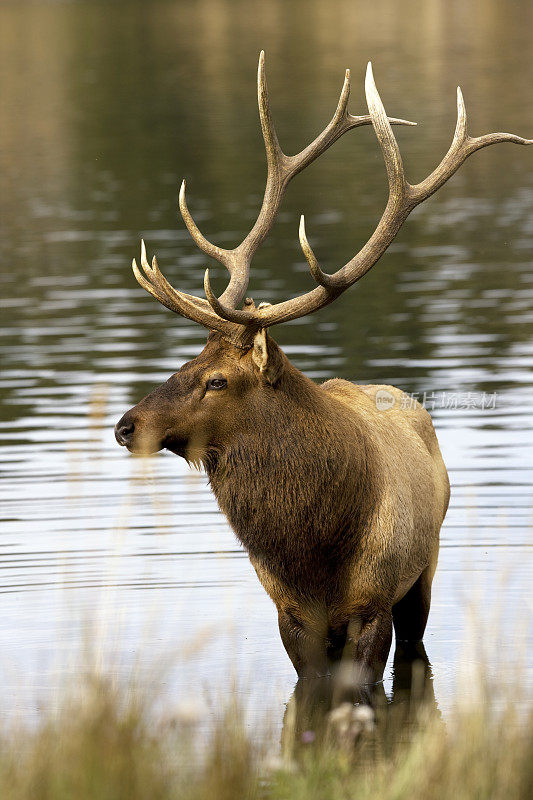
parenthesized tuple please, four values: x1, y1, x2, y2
(281, 641, 438, 757)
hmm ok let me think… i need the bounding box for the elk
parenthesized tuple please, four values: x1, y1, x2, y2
(115, 53, 531, 683)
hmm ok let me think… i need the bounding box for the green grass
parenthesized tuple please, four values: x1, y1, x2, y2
(0, 661, 531, 800)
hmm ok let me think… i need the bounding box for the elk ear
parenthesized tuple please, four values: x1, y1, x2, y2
(252, 329, 283, 385)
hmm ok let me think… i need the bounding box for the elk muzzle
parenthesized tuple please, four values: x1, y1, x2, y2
(114, 409, 164, 455)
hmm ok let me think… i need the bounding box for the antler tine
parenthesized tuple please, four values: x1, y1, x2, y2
(454, 86, 468, 147)
(284, 67, 416, 182)
(334, 69, 351, 122)
(256, 65, 532, 329)
(135, 240, 213, 319)
(298, 215, 336, 289)
(410, 86, 533, 203)
(178, 180, 232, 265)
(204, 268, 258, 324)
(257, 50, 284, 171)
(365, 62, 407, 202)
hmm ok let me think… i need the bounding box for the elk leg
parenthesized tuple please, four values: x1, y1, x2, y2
(328, 612, 392, 705)
(339, 611, 393, 684)
(278, 609, 328, 678)
(392, 639, 435, 705)
(354, 611, 393, 681)
(392, 566, 433, 643)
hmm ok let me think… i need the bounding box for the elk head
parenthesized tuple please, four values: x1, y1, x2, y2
(115, 53, 531, 461)
(115, 326, 286, 461)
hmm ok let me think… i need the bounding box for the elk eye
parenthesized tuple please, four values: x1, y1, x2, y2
(207, 377, 227, 391)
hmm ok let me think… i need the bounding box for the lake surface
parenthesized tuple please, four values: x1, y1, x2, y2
(0, 0, 532, 725)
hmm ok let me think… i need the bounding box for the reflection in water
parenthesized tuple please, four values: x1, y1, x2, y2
(282, 641, 438, 757)
(0, 0, 532, 726)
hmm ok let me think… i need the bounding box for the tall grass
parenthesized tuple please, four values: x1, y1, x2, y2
(0, 657, 530, 800)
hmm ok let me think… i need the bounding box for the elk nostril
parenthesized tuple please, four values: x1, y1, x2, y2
(115, 420, 135, 445)
(119, 422, 135, 438)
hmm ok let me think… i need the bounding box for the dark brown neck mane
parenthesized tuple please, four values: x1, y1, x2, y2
(206, 364, 379, 595)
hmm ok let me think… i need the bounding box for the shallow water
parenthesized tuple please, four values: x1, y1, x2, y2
(0, 0, 532, 724)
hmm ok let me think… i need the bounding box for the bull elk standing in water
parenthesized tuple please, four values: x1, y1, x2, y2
(116, 54, 532, 684)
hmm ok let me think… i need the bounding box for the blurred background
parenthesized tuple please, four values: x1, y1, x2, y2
(0, 0, 532, 723)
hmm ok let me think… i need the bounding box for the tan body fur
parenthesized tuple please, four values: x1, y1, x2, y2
(251, 378, 449, 630)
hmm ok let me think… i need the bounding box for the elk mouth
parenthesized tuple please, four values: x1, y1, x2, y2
(114, 420, 186, 457)
(161, 434, 188, 458)
(118, 438, 163, 456)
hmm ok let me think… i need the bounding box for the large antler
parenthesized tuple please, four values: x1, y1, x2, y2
(134, 56, 532, 346)
(134, 52, 415, 346)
